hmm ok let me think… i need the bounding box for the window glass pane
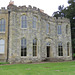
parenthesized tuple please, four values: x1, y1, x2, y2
(3, 25, 5, 31)
(60, 25, 61, 34)
(58, 42, 63, 56)
(0, 19, 5, 32)
(67, 42, 69, 56)
(57, 25, 59, 34)
(0, 39, 5, 44)
(21, 38, 27, 56)
(33, 39, 37, 45)
(25, 21, 27, 28)
(0, 25, 1, 31)
(33, 17, 37, 28)
(0, 39, 5, 53)
(24, 39, 26, 45)
(46, 23, 49, 33)
(33, 46, 37, 56)
(1, 46, 4, 53)
(33, 38, 37, 56)
(1, 25, 2, 32)
(46, 42, 50, 46)
(0, 20, 1, 25)
(33, 17, 36, 21)
(66, 25, 68, 34)
(58, 25, 62, 34)
(21, 15, 27, 28)
(21, 39, 23, 46)
(58, 42, 62, 46)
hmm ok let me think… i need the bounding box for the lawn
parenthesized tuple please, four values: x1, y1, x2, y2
(0, 61, 75, 75)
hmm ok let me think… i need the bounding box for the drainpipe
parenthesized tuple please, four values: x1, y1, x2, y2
(6, 9, 11, 62)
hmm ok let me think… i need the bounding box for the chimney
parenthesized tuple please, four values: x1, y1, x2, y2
(9, 0, 14, 5)
(40, 9, 44, 13)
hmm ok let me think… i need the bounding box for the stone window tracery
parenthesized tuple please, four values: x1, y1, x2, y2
(57, 25, 62, 34)
(67, 42, 70, 56)
(58, 42, 63, 56)
(21, 38, 27, 56)
(66, 25, 68, 34)
(0, 39, 5, 54)
(0, 19, 5, 32)
(33, 38, 37, 56)
(32, 16, 37, 28)
(21, 15, 27, 28)
(46, 23, 50, 34)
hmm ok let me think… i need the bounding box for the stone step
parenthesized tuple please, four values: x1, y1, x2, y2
(43, 57, 65, 62)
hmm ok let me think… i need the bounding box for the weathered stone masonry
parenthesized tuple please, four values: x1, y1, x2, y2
(0, 3, 72, 63)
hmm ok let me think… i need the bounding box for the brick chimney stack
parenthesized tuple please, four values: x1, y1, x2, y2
(9, 0, 14, 5)
(40, 9, 44, 13)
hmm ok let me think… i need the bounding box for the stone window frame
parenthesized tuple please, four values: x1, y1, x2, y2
(33, 38, 37, 56)
(13, 13, 16, 26)
(57, 25, 62, 34)
(66, 25, 68, 34)
(58, 42, 63, 56)
(32, 15, 38, 29)
(0, 39, 5, 54)
(21, 38, 27, 56)
(46, 23, 50, 34)
(67, 42, 70, 56)
(21, 15, 27, 29)
(0, 18, 5, 33)
(46, 42, 50, 46)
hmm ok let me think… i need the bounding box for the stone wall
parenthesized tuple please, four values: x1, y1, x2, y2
(6, 4, 72, 63)
(0, 8, 8, 62)
(0, 4, 72, 63)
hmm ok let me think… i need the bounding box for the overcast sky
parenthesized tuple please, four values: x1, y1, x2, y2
(0, 0, 69, 16)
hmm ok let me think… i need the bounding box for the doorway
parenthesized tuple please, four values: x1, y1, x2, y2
(47, 46, 50, 57)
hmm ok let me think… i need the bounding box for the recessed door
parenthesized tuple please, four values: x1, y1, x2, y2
(47, 46, 50, 57)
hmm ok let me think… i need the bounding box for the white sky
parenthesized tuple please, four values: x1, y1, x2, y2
(0, 0, 69, 16)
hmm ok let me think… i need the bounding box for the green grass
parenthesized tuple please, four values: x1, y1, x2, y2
(0, 61, 75, 75)
(0, 62, 9, 65)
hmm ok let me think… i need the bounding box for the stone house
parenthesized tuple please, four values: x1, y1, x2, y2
(0, 2, 72, 63)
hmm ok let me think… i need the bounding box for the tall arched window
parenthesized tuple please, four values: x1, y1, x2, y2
(57, 25, 62, 34)
(67, 42, 69, 56)
(21, 15, 27, 28)
(32, 16, 37, 28)
(46, 23, 50, 34)
(21, 38, 27, 56)
(0, 19, 5, 32)
(0, 39, 5, 53)
(58, 42, 63, 56)
(33, 38, 37, 56)
(66, 25, 68, 34)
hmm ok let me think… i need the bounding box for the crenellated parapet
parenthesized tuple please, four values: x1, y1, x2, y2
(0, 7, 8, 14)
(7, 4, 70, 23)
(0, 3, 69, 24)
(55, 17, 70, 24)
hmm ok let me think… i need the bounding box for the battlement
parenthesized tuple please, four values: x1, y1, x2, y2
(7, 4, 69, 22)
(0, 7, 8, 14)
(0, 3, 70, 23)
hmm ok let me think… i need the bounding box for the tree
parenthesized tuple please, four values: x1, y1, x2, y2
(53, 5, 64, 18)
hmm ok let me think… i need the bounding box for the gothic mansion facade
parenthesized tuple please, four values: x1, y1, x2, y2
(0, 4, 72, 63)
